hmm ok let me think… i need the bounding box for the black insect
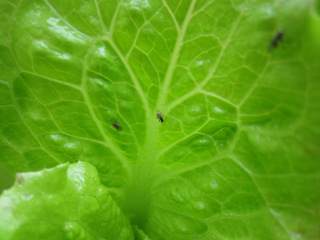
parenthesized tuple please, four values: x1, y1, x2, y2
(112, 121, 121, 130)
(269, 30, 284, 51)
(156, 112, 164, 123)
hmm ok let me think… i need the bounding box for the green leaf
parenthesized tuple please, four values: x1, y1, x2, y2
(0, 0, 320, 239)
(0, 165, 14, 194)
(0, 161, 133, 239)
(132, 226, 152, 240)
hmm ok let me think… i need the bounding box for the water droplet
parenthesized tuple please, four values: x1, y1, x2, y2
(29, 111, 45, 121)
(90, 78, 113, 94)
(194, 201, 206, 210)
(188, 105, 204, 116)
(48, 134, 63, 144)
(96, 46, 107, 57)
(210, 179, 219, 189)
(21, 194, 33, 201)
(195, 59, 211, 67)
(171, 190, 184, 202)
(127, 0, 151, 10)
(195, 60, 204, 66)
(192, 136, 213, 147)
(213, 106, 224, 114)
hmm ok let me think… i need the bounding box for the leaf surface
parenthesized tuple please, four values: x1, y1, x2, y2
(0, 162, 133, 239)
(0, 0, 320, 239)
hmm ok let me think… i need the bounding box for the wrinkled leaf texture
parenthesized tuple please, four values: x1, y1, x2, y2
(0, 0, 320, 239)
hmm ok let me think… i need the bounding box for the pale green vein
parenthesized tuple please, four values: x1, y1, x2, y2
(192, 0, 215, 17)
(156, 0, 197, 110)
(103, 37, 151, 117)
(200, 89, 237, 107)
(80, 47, 131, 171)
(93, 0, 108, 34)
(21, 71, 81, 90)
(153, 203, 204, 221)
(269, 203, 315, 215)
(179, 175, 221, 203)
(237, 59, 270, 107)
(15, 91, 97, 164)
(2, 142, 23, 157)
(22, 78, 62, 130)
(0, 80, 9, 85)
(156, 118, 211, 160)
(8, 80, 63, 164)
(108, 0, 123, 39)
(255, 173, 320, 180)
(166, 11, 244, 113)
(229, 155, 294, 238)
(207, 164, 238, 193)
(72, 221, 97, 240)
(133, 47, 161, 85)
(183, 34, 222, 46)
(207, 212, 263, 222)
(98, 104, 140, 148)
(38, 130, 113, 150)
(44, 0, 92, 39)
(161, 0, 179, 31)
(153, 153, 228, 187)
(125, 10, 162, 59)
(21, 78, 117, 150)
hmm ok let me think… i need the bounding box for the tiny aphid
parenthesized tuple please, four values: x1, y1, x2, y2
(269, 30, 284, 51)
(17, 173, 24, 184)
(112, 121, 121, 130)
(156, 112, 164, 123)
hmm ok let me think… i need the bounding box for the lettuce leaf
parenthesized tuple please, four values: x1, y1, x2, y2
(0, 0, 319, 239)
(0, 162, 133, 239)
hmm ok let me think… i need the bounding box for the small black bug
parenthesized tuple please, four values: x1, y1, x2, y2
(112, 121, 121, 130)
(156, 112, 164, 123)
(269, 30, 284, 51)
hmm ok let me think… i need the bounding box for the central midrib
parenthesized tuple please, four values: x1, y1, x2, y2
(122, 0, 197, 227)
(123, 5, 201, 221)
(123, 110, 161, 227)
